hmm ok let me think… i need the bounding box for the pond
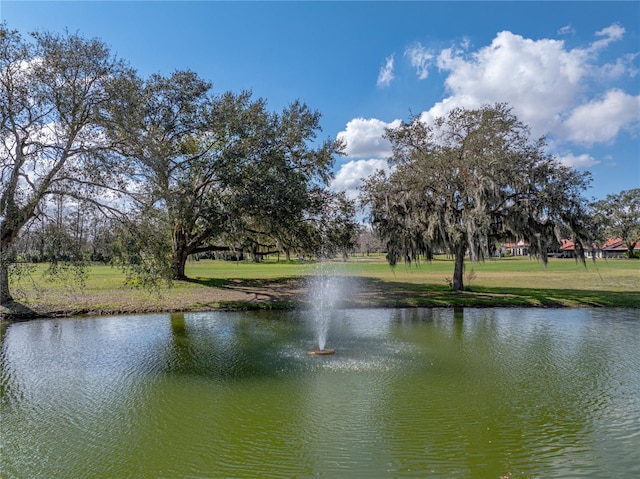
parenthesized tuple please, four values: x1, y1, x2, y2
(1, 308, 639, 478)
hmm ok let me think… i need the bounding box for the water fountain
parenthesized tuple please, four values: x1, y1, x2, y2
(306, 263, 342, 355)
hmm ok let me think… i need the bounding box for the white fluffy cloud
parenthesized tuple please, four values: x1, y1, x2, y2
(561, 89, 640, 145)
(338, 24, 637, 197)
(377, 55, 395, 87)
(422, 25, 639, 145)
(555, 152, 599, 168)
(337, 117, 401, 158)
(405, 43, 435, 80)
(557, 25, 575, 36)
(331, 158, 392, 199)
(431, 31, 589, 139)
(590, 24, 626, 52)
(346, 24, 637, 158)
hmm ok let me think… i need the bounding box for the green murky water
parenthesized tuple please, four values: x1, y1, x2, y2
(1, 308, 639, 478)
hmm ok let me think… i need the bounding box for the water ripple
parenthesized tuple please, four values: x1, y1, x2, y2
(1, 308, 639, 478)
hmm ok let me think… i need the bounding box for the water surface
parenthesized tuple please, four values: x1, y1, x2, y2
(1, 308, 639, 478)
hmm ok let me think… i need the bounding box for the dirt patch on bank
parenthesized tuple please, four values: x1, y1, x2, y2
(0, 275, 424, 320)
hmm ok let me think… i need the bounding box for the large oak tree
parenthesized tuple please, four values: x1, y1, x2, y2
(361, 104, 592, 291)
(104, 70, 348, 280)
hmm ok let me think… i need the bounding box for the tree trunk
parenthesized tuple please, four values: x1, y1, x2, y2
(1, 215, 17, 304)
(172, 227, 189, 280)
(627, 243, 637, 258)
(173, 250, 188, 280)
(452, 242, 466, 291)
(0, 260, 12, 305)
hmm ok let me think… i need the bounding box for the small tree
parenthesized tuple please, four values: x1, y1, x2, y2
(360, 104, 592, 291)
(356, 226, 385, 256)
(592, 188, 640, 258)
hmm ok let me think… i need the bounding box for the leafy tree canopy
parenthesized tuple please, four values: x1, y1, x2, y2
(1, 24, 130, 303)
(591, 188, 640, 257)
(1, 24, 357, 305)
(360, 104, 592, 291)
(104, 70, 350, 281)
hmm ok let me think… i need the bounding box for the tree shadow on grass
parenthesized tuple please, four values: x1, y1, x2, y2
(0, 300, 48, 321)
(183, 275, 640, 309)
(184, 277, 230, 288)
(468, 285, 640, 308)
(351, 277, 640, 308)
(184, 276, 310, 306)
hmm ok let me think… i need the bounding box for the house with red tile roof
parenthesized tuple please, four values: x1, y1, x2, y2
(559, 239, 601, 259)
(499, 237, 639, 259)
(560, 237, 640, 259)
(602, 238, 640, 258)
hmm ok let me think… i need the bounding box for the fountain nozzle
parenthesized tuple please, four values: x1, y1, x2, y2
(307, 348, 335, 355)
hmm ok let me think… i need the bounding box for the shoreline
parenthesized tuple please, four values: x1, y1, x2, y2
(3, 258, 639, 321)
(3, 283, 638, 322)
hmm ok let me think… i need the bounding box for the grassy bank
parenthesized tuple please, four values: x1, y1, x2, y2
(2, 255, 639, 319)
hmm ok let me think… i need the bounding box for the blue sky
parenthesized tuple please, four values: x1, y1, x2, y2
(2, 1, 639, 201)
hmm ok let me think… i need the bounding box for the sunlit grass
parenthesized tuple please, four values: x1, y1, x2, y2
(3, 255, 639, 318)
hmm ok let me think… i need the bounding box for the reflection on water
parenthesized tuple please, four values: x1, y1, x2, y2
(1, 308, 639, 478)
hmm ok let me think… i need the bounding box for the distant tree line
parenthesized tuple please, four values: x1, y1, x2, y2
(7, 197, 367, 266)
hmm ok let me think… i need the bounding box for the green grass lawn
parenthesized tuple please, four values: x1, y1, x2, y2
(2, 255, 639, 318)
